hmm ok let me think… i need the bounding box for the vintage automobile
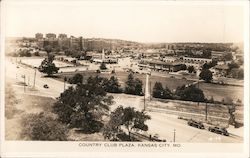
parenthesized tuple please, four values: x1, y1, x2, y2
(43, 84, 49, 89)
(187, 119, 205, 129)
(208, 126, 229, 136)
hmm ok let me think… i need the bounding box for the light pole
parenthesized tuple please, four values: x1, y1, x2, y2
(205, 102, 208, 121)
(143, 87, 146, 111)
(33, 69, 36, 88)
(23, 75, 26, 92)
(64, 77, 67, 91)
(173, 129, 176, 142)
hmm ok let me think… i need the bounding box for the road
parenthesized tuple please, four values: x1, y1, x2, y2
(5, 57, 243, 143)
(111, 94, 243, 143)
(6, 58, 70, 98)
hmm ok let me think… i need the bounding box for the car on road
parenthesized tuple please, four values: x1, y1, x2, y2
(208, 126, 229, 136)
(187, 119, 205, 129)
(43, 84, 49, 89)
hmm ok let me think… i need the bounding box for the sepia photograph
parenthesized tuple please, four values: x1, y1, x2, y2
(1, 0, 249, 157)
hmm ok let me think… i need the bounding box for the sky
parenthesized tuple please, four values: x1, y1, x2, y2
(3, 1, 246, 43)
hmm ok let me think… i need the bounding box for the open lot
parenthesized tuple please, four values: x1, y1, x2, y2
(55, 70, 243, 102)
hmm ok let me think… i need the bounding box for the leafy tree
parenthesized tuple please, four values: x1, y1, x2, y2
(21, 112, 68, 141)
(180, 64, 187, 70)
(134, 78, 143, 96)
(125, 73, 135, 94)
(153, 82, 165, 98)
(38, 54, 59, 76)
(34, 51, 40, 56)
(124, 73, 143, 96)
(199, 69, 213, 83)
(187, 66, 195, 73)
(102, 106, 124, 141)
(100, 62, 107, 70)
(175, 85, 205, 102)
(68, 73, 83, 84)
(224, 53, 233, 61)
(53, 76, 113, 133)
(104, 76, 121, 93)
(103, 106, 151, 141)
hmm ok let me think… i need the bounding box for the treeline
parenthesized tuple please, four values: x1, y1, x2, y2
(66, 73, 144, 96)
(67, 73, 209, 103)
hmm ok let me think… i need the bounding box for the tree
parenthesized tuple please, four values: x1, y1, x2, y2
(124, 73, 143, 96)
(21, 112, 68, 141)
(134, 78, 143, 96)
(175, 85, 205, 102)
(103, 106, 151, 141)
(187, 66, 195, 73)
(180, 64, 187, 70)
(224, 52, 233, 61)
(199, 69, 213, 83)
(153, 82, 165, 98)
(53, 76, 113, 133)
(100, 62, 107, 70)
(68, 73, 83, 84)
(104, 76, 121, 93)
(34, 51, 40, 56)
(38, 54, 59, 76)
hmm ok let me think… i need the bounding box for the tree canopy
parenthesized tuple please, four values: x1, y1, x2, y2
(199, 69, 213, 83)
(68, 73, 83, 84)
(53, 76, 113, 133)
(175, 85, 205, 102)
(152, 82, 172, 99)
(103, 106, 151, 141)
(38, 54, 59, 76)
(124, 73, 143, 96)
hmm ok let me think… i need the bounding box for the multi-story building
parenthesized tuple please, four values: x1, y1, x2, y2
(183, 57, 212, 64)
(46, 33, 56, 39)
(139, 59, 184, 72)
(211, 51, 225, 60)
(58, 34, 67, 39)
(35, 33, 43, 39)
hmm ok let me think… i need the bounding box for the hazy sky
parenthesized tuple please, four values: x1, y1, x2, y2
(3, 1, 246, 43)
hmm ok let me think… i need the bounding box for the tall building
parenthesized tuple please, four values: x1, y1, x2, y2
(58, 34, 67, 39)
(46, 33, 56, 39)
(35, 33, 43, 39)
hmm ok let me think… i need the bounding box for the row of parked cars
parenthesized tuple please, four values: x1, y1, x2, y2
(187, 119, 229, 136)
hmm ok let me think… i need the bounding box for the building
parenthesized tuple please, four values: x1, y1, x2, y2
(46, 33, 56, 39)
(35, 33, 43, 39)
(58, 34, 67, 39)
(213, 64, 229, 77)
(69, 36, 82, 50)
(183, 57, 212, 64)
(162, 56, 178, 63)
(211, 51, 225, 60)
(139, 59, 184, 72)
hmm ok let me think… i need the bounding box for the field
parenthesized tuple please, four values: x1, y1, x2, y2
(55, 71, 243, 102)
(55, 71, 193, 91)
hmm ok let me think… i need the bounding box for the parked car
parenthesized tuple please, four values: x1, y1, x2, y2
(187, 119, 205, 129)
(43, 84, 49, 89)
(208, 126, 229, 136)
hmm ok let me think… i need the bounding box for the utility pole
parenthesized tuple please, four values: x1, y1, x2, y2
(173, 129, 176, 142)
(23, 75, 26, 92)
(143, 87, 146, 111)
(64, 77, 67, 91)
(205, 102, 208, 121)
(149, 81, 152, 101)
(33, 69, 36, 88)
(197, 79, 200, 106)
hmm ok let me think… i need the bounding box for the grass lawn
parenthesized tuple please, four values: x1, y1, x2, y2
(55, 71, 193, 91)
(199, 82, 243, 102)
